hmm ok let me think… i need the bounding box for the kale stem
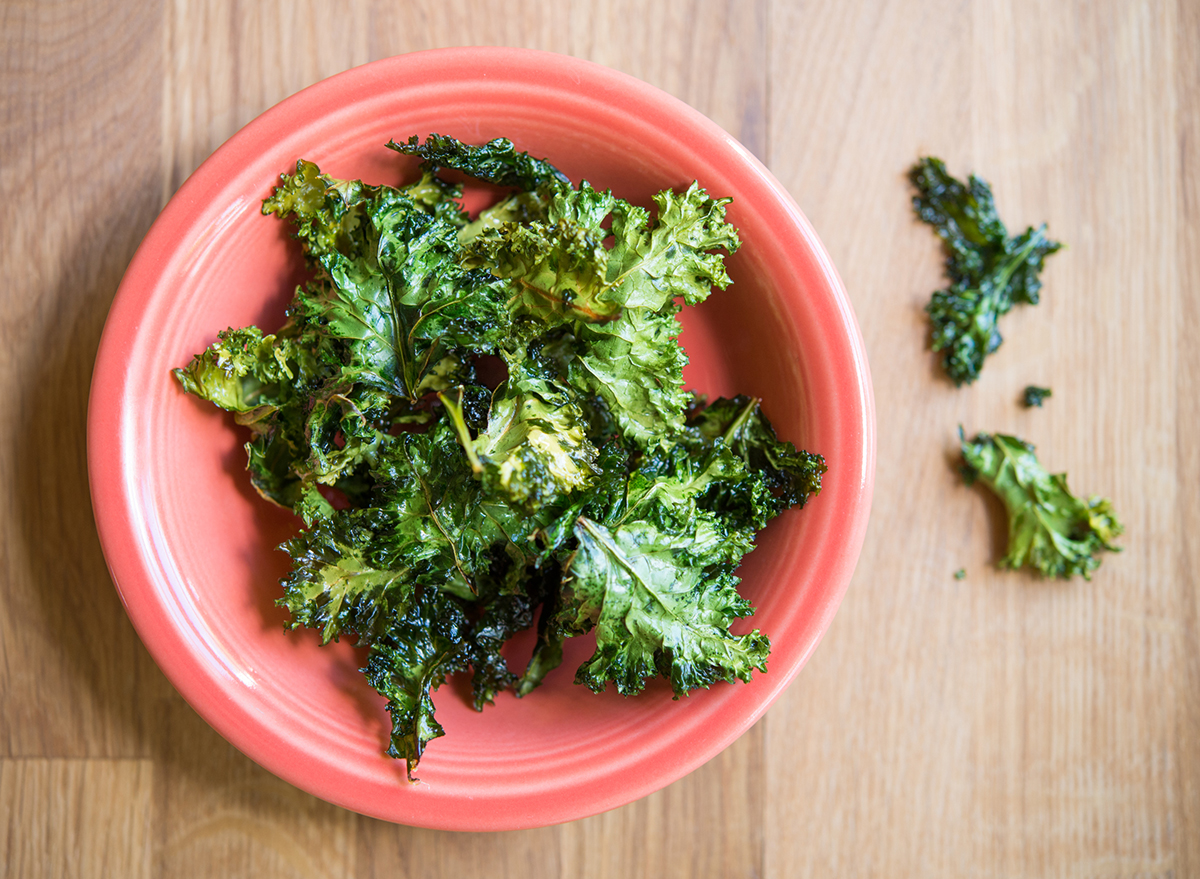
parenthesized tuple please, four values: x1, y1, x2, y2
(722, 396, 761, 446)
(993, 226, 1048, 294)
(439, 389, 483, 473)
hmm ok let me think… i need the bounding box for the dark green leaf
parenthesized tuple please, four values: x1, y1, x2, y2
(388, 134, 571, 192)
(911, 157, 1062, 385)
(361, 588, 473, 778)
(684, 395, 826, 513)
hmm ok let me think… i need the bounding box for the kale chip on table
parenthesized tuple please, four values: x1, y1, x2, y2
(910, 157, 1062, 386)
(960, 430, 1121, 580)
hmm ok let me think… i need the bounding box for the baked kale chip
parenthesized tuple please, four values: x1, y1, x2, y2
(960, 430, 1121, 579)
(910, 157, 1062, 385)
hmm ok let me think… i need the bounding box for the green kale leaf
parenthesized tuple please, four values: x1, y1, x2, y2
(566, 304, 693, 445)
(605, 182, 740, 311)
(910, 157, 1062, 385)
(441, 378, 600, 511)
(465, 180, 740, 446)
(361, 587, 473, 776)
(558, 517, 769, 696)
(960, 430, 1122, 579)
(172, 326, 297, 417)
(387, 134, 570, 193)
(462, 182, 625, 325)
(291, 194, 510, 400)
(684, 395, 826, 516)
(280, 507, 413, 645)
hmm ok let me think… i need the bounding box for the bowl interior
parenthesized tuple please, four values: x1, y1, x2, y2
(89, 48, 873, 830)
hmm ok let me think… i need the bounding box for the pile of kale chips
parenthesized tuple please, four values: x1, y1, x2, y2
(175, 136, 825, 776)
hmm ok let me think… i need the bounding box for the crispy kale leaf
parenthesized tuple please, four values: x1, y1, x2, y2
(441, 378, 600, 511)
(287, 182, 512, 400)
(387, 134, 571, 193)
(172, 326, 298, 416)
(361, 588, 473, 770)
(463, 183, 625, 325)
(280, 507, 413, 645)
(528, 397, 823, 696)
(175, 135, 823, 778)
(960, 430, 1122, 579)
(684, 394, 826, 516)
(910, 157, 1062, 385)
(466, 181, 740, 445)
(605, 183, 740, 311)
(172, 322, 344, 507)
(560, 517, 769, 696)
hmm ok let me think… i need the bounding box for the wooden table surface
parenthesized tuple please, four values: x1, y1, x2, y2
(3, 1, 1197, 876)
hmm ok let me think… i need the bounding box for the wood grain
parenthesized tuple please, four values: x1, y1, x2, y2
(355, 724, 764, 879)
(767, 2, 1193, 876)
(2, 0, 1197, 876)
(0, 759, 153, 878)
(1173, 1, 1200, 876)
(0, 0, 171, 760)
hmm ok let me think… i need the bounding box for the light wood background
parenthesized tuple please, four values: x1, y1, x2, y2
(2, 1, 1196, 876)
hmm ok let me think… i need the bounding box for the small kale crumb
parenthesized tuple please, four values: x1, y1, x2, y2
(953, 568, 966, 580)
(1022, 385, 1052, 407)
(909, 157, 1062, 386)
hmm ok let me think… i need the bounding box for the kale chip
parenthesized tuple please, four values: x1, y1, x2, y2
(960, 430, 1121, 579)
(910, 157, 1062, 385)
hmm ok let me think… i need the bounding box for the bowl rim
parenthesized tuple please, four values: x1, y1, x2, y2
(87, 46, 876, 830)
